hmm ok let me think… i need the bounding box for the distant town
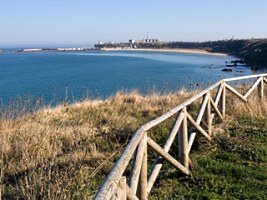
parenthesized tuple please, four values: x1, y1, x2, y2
(0, 34, 163, 53)
(1, 37, 267, 69)
(95, 33, 162, 49)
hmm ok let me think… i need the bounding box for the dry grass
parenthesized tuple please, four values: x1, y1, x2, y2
(0, 90, 196, 200)
(0, 86, 266, 199)
(223, 86, 267, 130)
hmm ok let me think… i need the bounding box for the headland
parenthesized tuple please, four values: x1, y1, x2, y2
(2, 38, 267, 69)
(96, 38, 267, 69)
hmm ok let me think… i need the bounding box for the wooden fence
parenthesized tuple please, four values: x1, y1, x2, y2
(94, 73, 267, 200)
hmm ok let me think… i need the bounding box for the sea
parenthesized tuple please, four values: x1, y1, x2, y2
(0, 49, 264, 105)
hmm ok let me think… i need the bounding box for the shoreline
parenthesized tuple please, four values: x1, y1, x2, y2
(101, 47, 228, 56)
(0, 47, 227, 56)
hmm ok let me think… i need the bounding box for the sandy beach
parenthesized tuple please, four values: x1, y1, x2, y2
(101, 47, 228, 56)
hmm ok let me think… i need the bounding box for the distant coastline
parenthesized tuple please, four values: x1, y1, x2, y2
(101, 47, 228, 56)
(2, 38, 267, 69)
(0, 46, 227, 56)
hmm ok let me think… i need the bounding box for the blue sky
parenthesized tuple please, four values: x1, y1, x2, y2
(1, 0, 267, 46)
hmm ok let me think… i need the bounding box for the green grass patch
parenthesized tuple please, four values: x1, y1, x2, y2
(150, 116, 267, 199)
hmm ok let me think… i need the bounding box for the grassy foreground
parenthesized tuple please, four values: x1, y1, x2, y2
(0, 90, 267, 199)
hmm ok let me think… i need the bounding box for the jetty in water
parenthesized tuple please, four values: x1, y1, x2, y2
(0, 47, 99, 53)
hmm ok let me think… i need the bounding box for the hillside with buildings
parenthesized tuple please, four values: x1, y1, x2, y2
(95, 38, 267, 69)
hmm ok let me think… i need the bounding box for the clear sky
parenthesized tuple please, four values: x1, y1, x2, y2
(1, 0, 267, 46)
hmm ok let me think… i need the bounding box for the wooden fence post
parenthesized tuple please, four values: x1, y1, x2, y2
(206, 93, 212, 136)
(221, 83, 226, 117)
(259, 77, 264, 99)
(111, 183, 123, 200)
(129, 135, 146, 194)
(147, 111, 185, 194)
(139, 133, 147, 200)
(179, 107, 189, 169)
(118, 177, 127, 200)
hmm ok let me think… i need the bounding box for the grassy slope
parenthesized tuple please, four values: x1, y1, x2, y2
(0, 90, 267, 199)
(0, 91, 194, 199)
(151, 116, 267, 199)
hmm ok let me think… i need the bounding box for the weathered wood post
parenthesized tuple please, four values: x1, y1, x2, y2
(129, 135, 146, 194)
(221, 83, 226, 117)
(179, 107, 189, 169)
(206, 93, 212, 136)
(147, 111, 185, 194)
(258, 77, 264, 99)
(93, 128, 145, 200)
(118, 177, 127, 200)
(139, 133, 147, 200)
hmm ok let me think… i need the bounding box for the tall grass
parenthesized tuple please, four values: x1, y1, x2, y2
(0, 90, 196, 199)
(0, 87, 266, 199)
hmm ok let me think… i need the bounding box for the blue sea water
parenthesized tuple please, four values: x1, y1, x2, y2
(0, 50, 262, 104)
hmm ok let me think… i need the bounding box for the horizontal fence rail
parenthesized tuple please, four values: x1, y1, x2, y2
(94, 73, 267, 200)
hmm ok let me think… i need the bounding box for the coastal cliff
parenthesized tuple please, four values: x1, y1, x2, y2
(138, 39, 267, 69)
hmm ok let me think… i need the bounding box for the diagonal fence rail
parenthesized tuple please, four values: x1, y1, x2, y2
(94, 73, 267, 200)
